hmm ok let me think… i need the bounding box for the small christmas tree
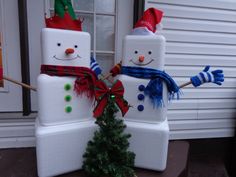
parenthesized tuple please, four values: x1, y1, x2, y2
(83, 80, 135, 177)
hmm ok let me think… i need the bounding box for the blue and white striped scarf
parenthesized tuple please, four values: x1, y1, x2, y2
(121, 66, 180, 107)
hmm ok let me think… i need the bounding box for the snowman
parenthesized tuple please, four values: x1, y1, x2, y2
(36, 2, 99, 177)
(38, 28, 96, 125)
(112, 8, 172, 171)
(111, 8, 224, 171)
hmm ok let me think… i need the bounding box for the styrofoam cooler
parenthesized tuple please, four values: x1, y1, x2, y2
(125, 119, 169, 171)
(35, 119, 96, 177)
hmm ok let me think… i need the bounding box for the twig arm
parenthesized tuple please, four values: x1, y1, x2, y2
(179, 80, 192, 88)
(3, 75, 37, 92)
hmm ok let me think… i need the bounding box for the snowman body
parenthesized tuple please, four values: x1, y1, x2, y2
(118, 35, 167, 123)
(38, 28, 93, 126)
(118, 34, 169, 171)
(36, 28, 96, 177)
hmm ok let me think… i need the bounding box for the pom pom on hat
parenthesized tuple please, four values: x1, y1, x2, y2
(132, 8, 163, 35)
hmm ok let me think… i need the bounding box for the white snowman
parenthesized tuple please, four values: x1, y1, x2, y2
(38, 28, 95, 126)
(36, 5, 98, 177)
(115, 8, 177, 171)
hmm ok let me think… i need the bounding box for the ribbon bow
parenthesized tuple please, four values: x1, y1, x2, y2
(93, 80, 129, 118)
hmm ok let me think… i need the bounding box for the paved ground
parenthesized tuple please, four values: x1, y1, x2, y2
(0, 141, 189, 177)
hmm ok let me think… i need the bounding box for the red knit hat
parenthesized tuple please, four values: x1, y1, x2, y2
(132, 8, 163, 35)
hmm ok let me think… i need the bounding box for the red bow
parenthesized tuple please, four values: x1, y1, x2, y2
(93, 80, 129, 118)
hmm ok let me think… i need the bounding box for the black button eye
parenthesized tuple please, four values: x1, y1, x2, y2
(74, 45, 78, 48)
(148, 51, 152, 55)
(57, 43, 61, 46)
(134, 50, 138, 54)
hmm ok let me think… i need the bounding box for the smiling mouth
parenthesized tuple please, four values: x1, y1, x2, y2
(53, 55, 81, 61)
(129, 59, 154, 66)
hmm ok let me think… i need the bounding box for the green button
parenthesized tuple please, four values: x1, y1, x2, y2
(64, 83, 72, 91)
(65, 95, 72, 102)
(65, 106, 72, 113)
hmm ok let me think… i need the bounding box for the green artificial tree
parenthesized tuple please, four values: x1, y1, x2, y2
(83, 80, 136, 177)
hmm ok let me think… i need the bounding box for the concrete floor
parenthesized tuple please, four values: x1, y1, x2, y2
(0, 141, 189, 177)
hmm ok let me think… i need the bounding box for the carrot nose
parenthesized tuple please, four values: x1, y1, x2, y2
(65, 48, 74, 55)
(139, 55, 145, 62)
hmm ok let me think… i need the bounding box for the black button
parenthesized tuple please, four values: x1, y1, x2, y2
(137, 94, 145, 101)
(137, 105, 144, 111)
(138, 85, 145, 91)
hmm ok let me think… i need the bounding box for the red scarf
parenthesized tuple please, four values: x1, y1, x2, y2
(41, 64, 97, 98)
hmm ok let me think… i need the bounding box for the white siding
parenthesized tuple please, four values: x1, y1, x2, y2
(0, 115, 36, 148)
(145, 0, 236, 139)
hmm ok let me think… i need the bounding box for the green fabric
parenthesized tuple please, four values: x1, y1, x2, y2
(54, 0, 76, 20)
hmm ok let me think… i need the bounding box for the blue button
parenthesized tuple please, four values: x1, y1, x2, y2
(138, 94, 145, 101)
(138, 85, 145, 91)
(137, 105, 144, 111)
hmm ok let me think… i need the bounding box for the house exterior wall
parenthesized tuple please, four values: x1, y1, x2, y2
(145, 0, 236, 139)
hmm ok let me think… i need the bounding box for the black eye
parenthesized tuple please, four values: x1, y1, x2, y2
(57, 43, 61, 46)
(134, 50, 138, 54)
(74, 45, 78, 48)
(148, 51, 152, 55)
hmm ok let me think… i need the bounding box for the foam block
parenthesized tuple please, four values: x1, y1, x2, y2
(118, 75, 168, 123)
(41, 28, 91, 67)
(37, 74, 94, 126)
(36, 119, 96, 177)
(125, 119, 169, 171)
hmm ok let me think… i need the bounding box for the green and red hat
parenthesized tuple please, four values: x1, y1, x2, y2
(45, 0, 82, 31)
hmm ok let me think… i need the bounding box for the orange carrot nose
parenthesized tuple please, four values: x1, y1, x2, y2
(139, 55, 145, 62)
(65, 48, 74, 55)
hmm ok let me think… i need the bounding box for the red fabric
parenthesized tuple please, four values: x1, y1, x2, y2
(110, 62, 122, 77)
(134, 8, 163, 33)
(41, 64, 97, 98)
(0, 66, 3, 81)
(93, 80, 129, 118)
(46, 12, 82, 31)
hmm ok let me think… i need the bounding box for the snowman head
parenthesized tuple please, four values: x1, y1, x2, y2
(122, 8, 165, 70)
(123, 35, 165, 70)
(41, 28, 90, 67)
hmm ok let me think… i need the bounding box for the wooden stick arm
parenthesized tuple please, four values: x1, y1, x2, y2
(3, 75, 37, 92)
(179, 80, 192, 88)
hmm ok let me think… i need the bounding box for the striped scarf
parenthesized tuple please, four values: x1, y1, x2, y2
(121, 66, 180, 107)
(41, 64, 97, 98)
